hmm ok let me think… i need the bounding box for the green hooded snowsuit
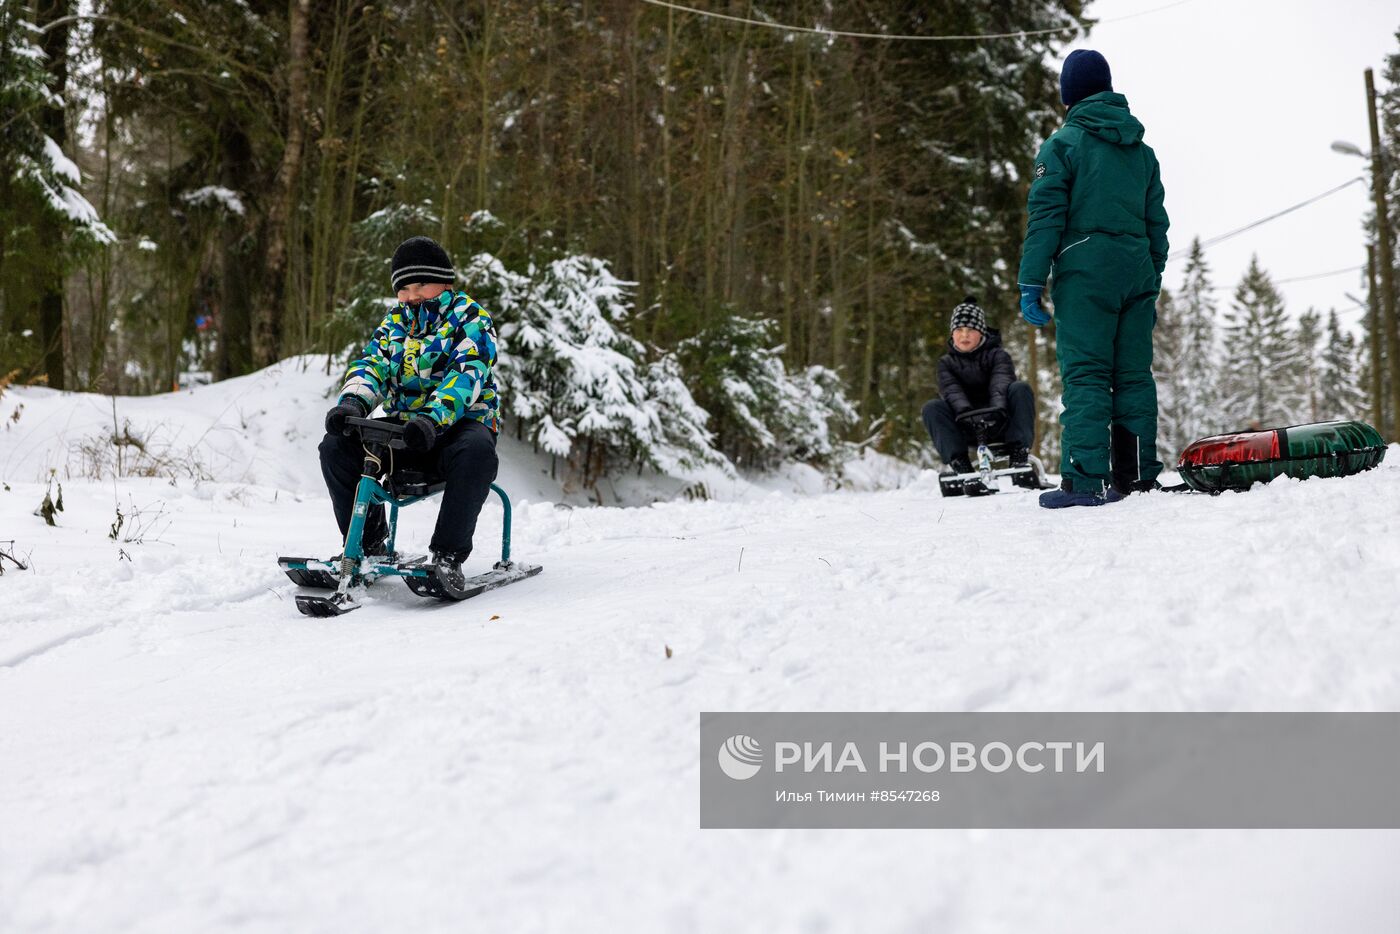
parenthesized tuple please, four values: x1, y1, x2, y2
(1019, 91, 1169, 493)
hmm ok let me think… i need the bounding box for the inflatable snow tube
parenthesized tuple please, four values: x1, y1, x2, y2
(1177, 420, 1387, 493)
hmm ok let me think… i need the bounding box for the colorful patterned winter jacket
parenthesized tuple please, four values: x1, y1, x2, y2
(338, 290, 500, 433)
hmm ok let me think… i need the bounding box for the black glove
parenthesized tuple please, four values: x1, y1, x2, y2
(325, 397, 367, 435)
(403, 414, 438, 452)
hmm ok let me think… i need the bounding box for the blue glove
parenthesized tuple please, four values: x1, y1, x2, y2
(1020, 285, 1050, 327)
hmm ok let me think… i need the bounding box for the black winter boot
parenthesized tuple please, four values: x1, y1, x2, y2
(1008, 444, 1030, 468)
(432, 551, 468, 592)
(945, 456, 973, 476)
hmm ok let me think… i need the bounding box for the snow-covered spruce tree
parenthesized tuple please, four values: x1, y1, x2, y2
(462, 251, 728, 491)
(1295, 308, 1322, 423)
(331, 200, 442, 354)
(0, 0, 113, 385)
(677, 315, 857, 472)
(1219, 256, 1307, 429)
(1319, 309, 1365, 421)
(1173, 238, 1224, 438)
(1151, 287, 1191, 460)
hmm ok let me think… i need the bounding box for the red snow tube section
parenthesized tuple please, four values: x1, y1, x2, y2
(1176, 420, 1387, 493)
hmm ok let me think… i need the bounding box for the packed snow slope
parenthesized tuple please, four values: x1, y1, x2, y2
(2, 365, 1398, 934)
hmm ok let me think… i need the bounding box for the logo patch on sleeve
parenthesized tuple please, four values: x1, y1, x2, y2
(1035, 162, 1047, 179)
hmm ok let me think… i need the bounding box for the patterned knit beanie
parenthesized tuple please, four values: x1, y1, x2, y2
(391, 236, 455, 291)
(950, 295, 986, 335)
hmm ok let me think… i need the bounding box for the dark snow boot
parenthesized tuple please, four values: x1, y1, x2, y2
(403, 550, 473, 601)
(1009, 444, 1030, 468)
(1107, 479, 1163, 502)
(945, 457, 973, 476)
(1039, 483, 1108, 509)
(433, 551, 468, 592)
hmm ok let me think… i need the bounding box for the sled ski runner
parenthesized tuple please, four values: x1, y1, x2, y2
(939, 457, 1050, 497)
(278, 417, 541, 617)
(400, 557, 543, 601)
(937, 406, 1053, 498)
(280, 556, 542, 616)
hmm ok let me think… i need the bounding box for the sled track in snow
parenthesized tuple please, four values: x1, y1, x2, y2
(0, 623, 107, 670)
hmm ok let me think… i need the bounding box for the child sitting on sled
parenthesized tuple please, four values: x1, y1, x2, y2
(921, 295, 1036, 475)
(319, 236, 500, 588)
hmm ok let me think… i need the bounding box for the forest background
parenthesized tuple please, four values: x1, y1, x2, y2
(1, 0, 1396, 488)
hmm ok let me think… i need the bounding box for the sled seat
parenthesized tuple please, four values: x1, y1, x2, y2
(386, 469, 446, 499)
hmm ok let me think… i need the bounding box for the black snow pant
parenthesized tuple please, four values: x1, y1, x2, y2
(921, 380, 1035, 466)
(319, 417, 499, 560)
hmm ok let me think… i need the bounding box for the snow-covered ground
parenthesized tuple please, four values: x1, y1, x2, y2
(2, 365, 1398, 933)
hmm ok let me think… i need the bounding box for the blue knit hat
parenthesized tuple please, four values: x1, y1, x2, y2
(1060, 49, 1112, 107)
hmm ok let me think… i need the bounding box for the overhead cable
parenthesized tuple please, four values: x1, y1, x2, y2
(636, 0, 1196, 42)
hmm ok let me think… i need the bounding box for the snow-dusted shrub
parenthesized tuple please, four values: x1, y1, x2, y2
(678, 316, 856, 471)
(463, 252, 729, 488)
(0, 8, 114, 375)
(330, 201, 441, 350)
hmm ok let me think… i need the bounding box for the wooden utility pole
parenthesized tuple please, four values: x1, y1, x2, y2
(1366, 246, 1385, 434)
(1364, 68, 1400, 441)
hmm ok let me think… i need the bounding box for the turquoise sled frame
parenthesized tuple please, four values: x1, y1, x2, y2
(343, 476, 517, 568)
(279, 417, 541, 614)
(281, 478, 515, 579)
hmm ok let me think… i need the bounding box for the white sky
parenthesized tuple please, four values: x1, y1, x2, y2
(1063, 0, 1398, 331)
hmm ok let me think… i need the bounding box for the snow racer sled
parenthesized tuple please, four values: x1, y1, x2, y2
(938, 406, 1052, 497)
(278, 417, 542, 617)
(1174, 419, 1387, 494)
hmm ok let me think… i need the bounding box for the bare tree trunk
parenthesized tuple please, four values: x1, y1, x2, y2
(217, 121, 257, 378)
(35, 0, 70, 390)
(861, 125, 878, 422)
(86, 71, 117, 389)
(779, 44, 800, 353)
(1367, 245, 1386, 435)
(256, 0, 311, 368)
(0, 170, 9, 345)
(718, 30, 749, 307)
(623, 3, 646, 307)
(475, 2, 495, 212)
(649, 5, 675, 344)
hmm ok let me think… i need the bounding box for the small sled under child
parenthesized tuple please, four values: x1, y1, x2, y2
(278, 417, 542, 617)
(938, 406, 1054, 497)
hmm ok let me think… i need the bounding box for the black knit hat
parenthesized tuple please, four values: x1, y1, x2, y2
(1060, 49, 1112, 108)
(391, 236, 455, 291)
(950, 295, 986, 335)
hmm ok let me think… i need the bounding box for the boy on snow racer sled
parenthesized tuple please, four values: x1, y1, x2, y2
(320, 236, 500, 588)
(920, 295, 1041, 493)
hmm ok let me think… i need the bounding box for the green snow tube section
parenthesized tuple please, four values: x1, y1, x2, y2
(1177, 420, 1388, 494)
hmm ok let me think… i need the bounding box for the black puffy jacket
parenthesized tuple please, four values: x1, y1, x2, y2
(936, 328, 1017, 415)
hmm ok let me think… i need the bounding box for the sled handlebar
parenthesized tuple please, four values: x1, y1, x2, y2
(344, 415, 410, 449)
(955, 406, 1008, 444)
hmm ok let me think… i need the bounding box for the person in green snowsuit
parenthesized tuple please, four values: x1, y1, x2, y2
(1018, 49, 1169, 508)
